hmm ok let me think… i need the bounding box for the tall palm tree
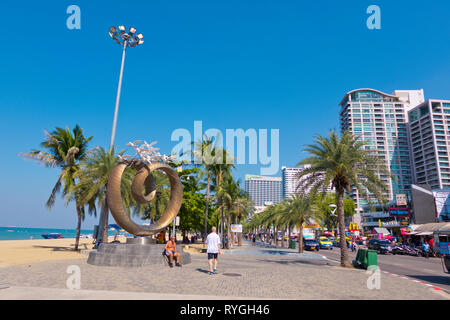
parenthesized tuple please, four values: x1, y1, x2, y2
(210, 148, 235, 246)
(284, 194, 316, 253)
(74, 147, 135, 243)
(20, 125, 93, 250)
(297, 130, 389, 266)
(191, 135, 215, 244)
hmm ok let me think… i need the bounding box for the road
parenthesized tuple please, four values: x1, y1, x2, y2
(318, 246, 450, 293)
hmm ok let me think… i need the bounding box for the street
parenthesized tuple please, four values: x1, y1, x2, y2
(318, 247, 450, 293)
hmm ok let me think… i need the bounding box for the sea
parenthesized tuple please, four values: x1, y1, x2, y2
(0, 226, 119, 240)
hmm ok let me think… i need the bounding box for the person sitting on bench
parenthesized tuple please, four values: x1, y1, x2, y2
(164, 235, 181, 267)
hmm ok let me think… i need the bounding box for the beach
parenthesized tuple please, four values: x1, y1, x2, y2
(0, 237, 124, 267)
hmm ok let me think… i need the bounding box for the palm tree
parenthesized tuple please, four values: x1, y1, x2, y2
(284, 195, 316, 253)
(20, 125, 93, 250)
(216, 174, 247, 248)
(191, 135, 215, 244)
(297, 130, 389, 267)
(74, 147, 135, 243)
(210, 148, 235, 247)
(233, 190, 254, 246)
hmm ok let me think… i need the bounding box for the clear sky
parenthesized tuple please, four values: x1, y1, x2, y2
(0, 0, 448, 229)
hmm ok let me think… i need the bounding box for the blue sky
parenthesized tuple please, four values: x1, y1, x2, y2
(0, 0, 449, 229)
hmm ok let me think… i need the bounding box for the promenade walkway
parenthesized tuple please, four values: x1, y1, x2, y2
(0, 240, 447, 300)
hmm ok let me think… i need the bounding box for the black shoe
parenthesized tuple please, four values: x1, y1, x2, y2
(169, 262, 173, 268)
(176, 263, 182, 267)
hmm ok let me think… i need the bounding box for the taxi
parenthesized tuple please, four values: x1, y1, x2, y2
(318, 237, 333, 250)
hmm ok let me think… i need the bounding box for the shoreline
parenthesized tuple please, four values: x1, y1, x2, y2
(0, 237, 124, 268)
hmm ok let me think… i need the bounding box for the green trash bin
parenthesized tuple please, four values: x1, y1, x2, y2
(367, 250, 378, 268)
(355, 248, 368, 269)
(290, 241, 296, 249)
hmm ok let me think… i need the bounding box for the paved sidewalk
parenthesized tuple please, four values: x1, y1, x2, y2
(0, 286, 264, 300)
(0, 242, 447, 300)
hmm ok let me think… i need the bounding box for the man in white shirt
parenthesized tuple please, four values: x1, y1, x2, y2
(205, 227, 221, 275)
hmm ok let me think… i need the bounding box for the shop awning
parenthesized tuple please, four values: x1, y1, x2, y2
(373, 228, 390, 235)
(435, 222, 450, 233)
(414, 223, 449, 234)
(415, 231, 433, 236)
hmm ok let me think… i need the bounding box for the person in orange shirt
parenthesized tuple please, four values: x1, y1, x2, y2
(157, 231, 165, 244)
(164, 235, 181, 267)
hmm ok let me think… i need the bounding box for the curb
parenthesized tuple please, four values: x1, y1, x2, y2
(380, 270, 446, 293)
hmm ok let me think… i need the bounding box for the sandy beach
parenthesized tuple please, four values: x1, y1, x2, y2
(0, 237, 125, 267)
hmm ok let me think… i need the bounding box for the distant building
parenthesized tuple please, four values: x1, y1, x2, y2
(282, 165, 333, 199)
(339, 88, 424, 211)
(244, 174, 282, 207)
(408, 99, 450, 189)
(281, 165, 311, 198)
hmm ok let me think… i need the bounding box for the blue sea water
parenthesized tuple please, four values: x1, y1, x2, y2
(0, 226, 118, 240)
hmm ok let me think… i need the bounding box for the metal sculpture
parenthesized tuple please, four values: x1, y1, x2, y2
(106, 141, 182, 236)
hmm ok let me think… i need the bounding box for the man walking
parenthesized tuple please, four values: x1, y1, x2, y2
(206, 227, 221, 275)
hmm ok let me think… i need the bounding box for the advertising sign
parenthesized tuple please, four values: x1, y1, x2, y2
(396, 194, 407, 206)
(389, 208, 410, 217)
(230, 224, 242, 233)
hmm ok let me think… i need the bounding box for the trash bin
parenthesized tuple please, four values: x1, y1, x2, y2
(354, 248, 368, 268)
(290, 241, 296, 249)
(367, 250, 378, 268)
(353, 248, 377, 269)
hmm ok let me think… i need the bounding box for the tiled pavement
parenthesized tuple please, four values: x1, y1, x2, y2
(0, 242, 447, 300)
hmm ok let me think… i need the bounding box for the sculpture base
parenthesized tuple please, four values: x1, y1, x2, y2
(87, 242, 191, 267)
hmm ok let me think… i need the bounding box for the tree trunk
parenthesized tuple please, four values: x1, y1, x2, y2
(75, 204, 82, 251)
(275, 226, 279, 247)
(102, 199, 109, 244)
(203, 174, 210, 245)
(237, 214, 242, 247)
(226, 211, 231, 249)
(220, 207, 225, 247)
(298, 219, 304, 253)
(288, 225, 292, 248)
(281, 226, 286, 248)
(338, 189, 352, 267)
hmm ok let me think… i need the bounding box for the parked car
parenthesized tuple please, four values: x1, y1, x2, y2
(303, 239, 320, 251)
(367, 239, 392, 254)
(318, 237, 333, 250)
(333, 237, 350, 248)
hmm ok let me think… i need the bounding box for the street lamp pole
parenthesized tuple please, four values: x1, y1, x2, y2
(96, 26, 144, 246)
(108, 25, 144, 151)
(109, 41, 127, 150)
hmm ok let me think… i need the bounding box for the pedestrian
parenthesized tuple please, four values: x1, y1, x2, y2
(423, 240, 430, 259)
(206, 227, 221, 275)
(351, 240, 356, 252)
(164, 235, 182, 268)
(429, 237, 435, 257)
(252, 234, 256, 246)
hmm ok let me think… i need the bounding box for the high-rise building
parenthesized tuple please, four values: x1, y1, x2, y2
(339, 88, 424, 211)
(281, 165, 311, 199)
(244, 174, 282, 207)
(408, 99, 450, 189)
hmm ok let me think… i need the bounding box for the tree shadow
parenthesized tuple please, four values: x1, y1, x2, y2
(32, 244, 84, 252)
(255, 258, 335, 267)
(406, 274, 450, 288)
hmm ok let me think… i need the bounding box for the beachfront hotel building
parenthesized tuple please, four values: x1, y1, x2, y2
(244, 174, 282, 207)
(408, 99, 450, 189)
(339, 88, 425, 223)
(281, 165, 332, 199)
(281, 165, 311, 198)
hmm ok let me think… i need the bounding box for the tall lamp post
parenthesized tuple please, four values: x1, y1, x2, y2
(97, 26, 144, 245)
(329, 204, 337, 236)
(108, 25, 144, 150)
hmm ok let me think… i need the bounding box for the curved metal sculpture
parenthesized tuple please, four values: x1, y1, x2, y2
(107, 160, 183, 236)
